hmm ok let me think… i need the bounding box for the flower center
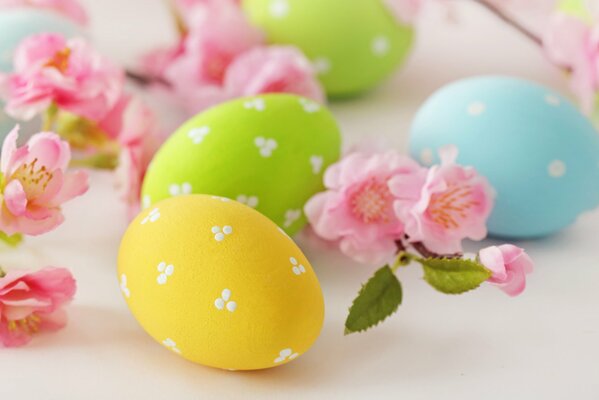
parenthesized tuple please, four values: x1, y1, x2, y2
(44, 47, 71, 74)
(12, 158, 53, 199)
(428, 184, 479, 230)
(7, 314, 41, 334)
(349, 178, 393, 224)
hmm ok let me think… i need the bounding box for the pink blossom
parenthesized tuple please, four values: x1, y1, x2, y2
(225, 46, 325, 103)
(305, 151, 422, 265)
(0, 33, 124, 121)
(0, 125, 89, 236)
(382, 0, 425, 25)
(114, 99, 164, 219)
(0, 0, 88, 25)
(390, 146, 494, 255)
(479, 244, 534, 296)
(543, 12, 599, 114)
(0, 266, 76, 347)
(165, 1, 263, 88)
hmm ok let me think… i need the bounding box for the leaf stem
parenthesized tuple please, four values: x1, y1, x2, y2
(0, 266, 4, 278)
(42, 103, 59, 132)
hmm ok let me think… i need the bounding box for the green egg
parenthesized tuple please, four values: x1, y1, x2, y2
(242, 0, 414, 98)
(557, 0, 593, 21)
(141, 94, 342, 235)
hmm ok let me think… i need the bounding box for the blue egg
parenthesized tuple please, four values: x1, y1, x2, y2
(410, 76, 599, 238)
(0, 9, 83, 73)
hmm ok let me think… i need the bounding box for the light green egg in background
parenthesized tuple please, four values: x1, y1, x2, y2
(141, 94, 342, 236)
(557, 0, 594, 21)
(242, 0, 414, 98)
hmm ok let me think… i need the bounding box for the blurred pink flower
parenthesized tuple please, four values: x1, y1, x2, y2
(0, 125, 89, 236)
(225, 46, 325, 103)
(114, 99, 164, 219)
(305, 151, 422, 265)
(0, 266, 76, 347)
(165, 1, 263, 88)
(543, 12, 599, 114)
(0, 0, 88, 25)
(382, 0, 425, 25)
(479, 244, 533, 296)
(0, 33, 124, 121)
(390, 146, 494, 254)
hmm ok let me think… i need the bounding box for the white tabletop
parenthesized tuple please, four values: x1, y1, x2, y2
(1, 1, 598, 399)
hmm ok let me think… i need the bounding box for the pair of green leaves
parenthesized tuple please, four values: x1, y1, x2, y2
(344, 255, 491, 335)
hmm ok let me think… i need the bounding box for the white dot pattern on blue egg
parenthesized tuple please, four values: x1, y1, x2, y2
(409, 76, 599, 238)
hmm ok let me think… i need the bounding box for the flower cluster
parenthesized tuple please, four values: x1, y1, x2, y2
(543, 7, 599, 115)
(0, 32, 165, 214)
(140, 0, 324, 115)
(306, 147, 533, 300)
(0, 267, 76, 347)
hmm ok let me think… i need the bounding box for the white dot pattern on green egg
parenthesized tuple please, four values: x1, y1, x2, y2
(141, 94, 342, 236)
(242, 0, 414, 97)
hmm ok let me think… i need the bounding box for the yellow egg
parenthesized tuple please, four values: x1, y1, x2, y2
(117, 195, 325, 370)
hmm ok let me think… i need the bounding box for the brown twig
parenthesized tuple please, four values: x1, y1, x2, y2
(125, 69, 171, 87)
(472, 0, 543, 47)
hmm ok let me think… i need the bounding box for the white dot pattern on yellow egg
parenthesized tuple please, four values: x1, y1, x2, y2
(120, 274, 130, 298)
(274, 348, 299, 363)
(290, 257, 306, 276)
(163, 338, 181, 354)
(214, 289, 237, 312)
(157, 262, 175, 285)
(118, 195, 325, 370)
(141, 208, 160, 224)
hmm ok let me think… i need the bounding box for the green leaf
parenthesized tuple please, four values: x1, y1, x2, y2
(0, 232, 23, 248)
(418, 257, 491, 294)
(345, 265, 403, 335)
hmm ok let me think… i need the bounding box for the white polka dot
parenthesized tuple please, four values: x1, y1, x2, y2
(269, 0, 289, 18)
(467, 102, 486, 116)
(215, 232, 225, 241)
(223, 226, 233, 235)
(214, 298, 225, 310)
(545, 94, 560, 106)
(548, 160, 566, 178)
(226, 301, 237, 312)
(312, 57, 331, 75)
(420, 148, 434, 165)
(371, 35, 391, 56)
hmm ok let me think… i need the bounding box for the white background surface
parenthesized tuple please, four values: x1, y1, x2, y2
(1, 1, 598, 399)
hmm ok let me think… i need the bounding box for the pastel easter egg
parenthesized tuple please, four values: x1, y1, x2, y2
(118, 195, 325, 370)
(557, 0, 595, 21)
(242, 0, 414, 97)
(0, 9, 84, 72)
(410, 76, 599, 238)
(141, 94, 342, 236)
